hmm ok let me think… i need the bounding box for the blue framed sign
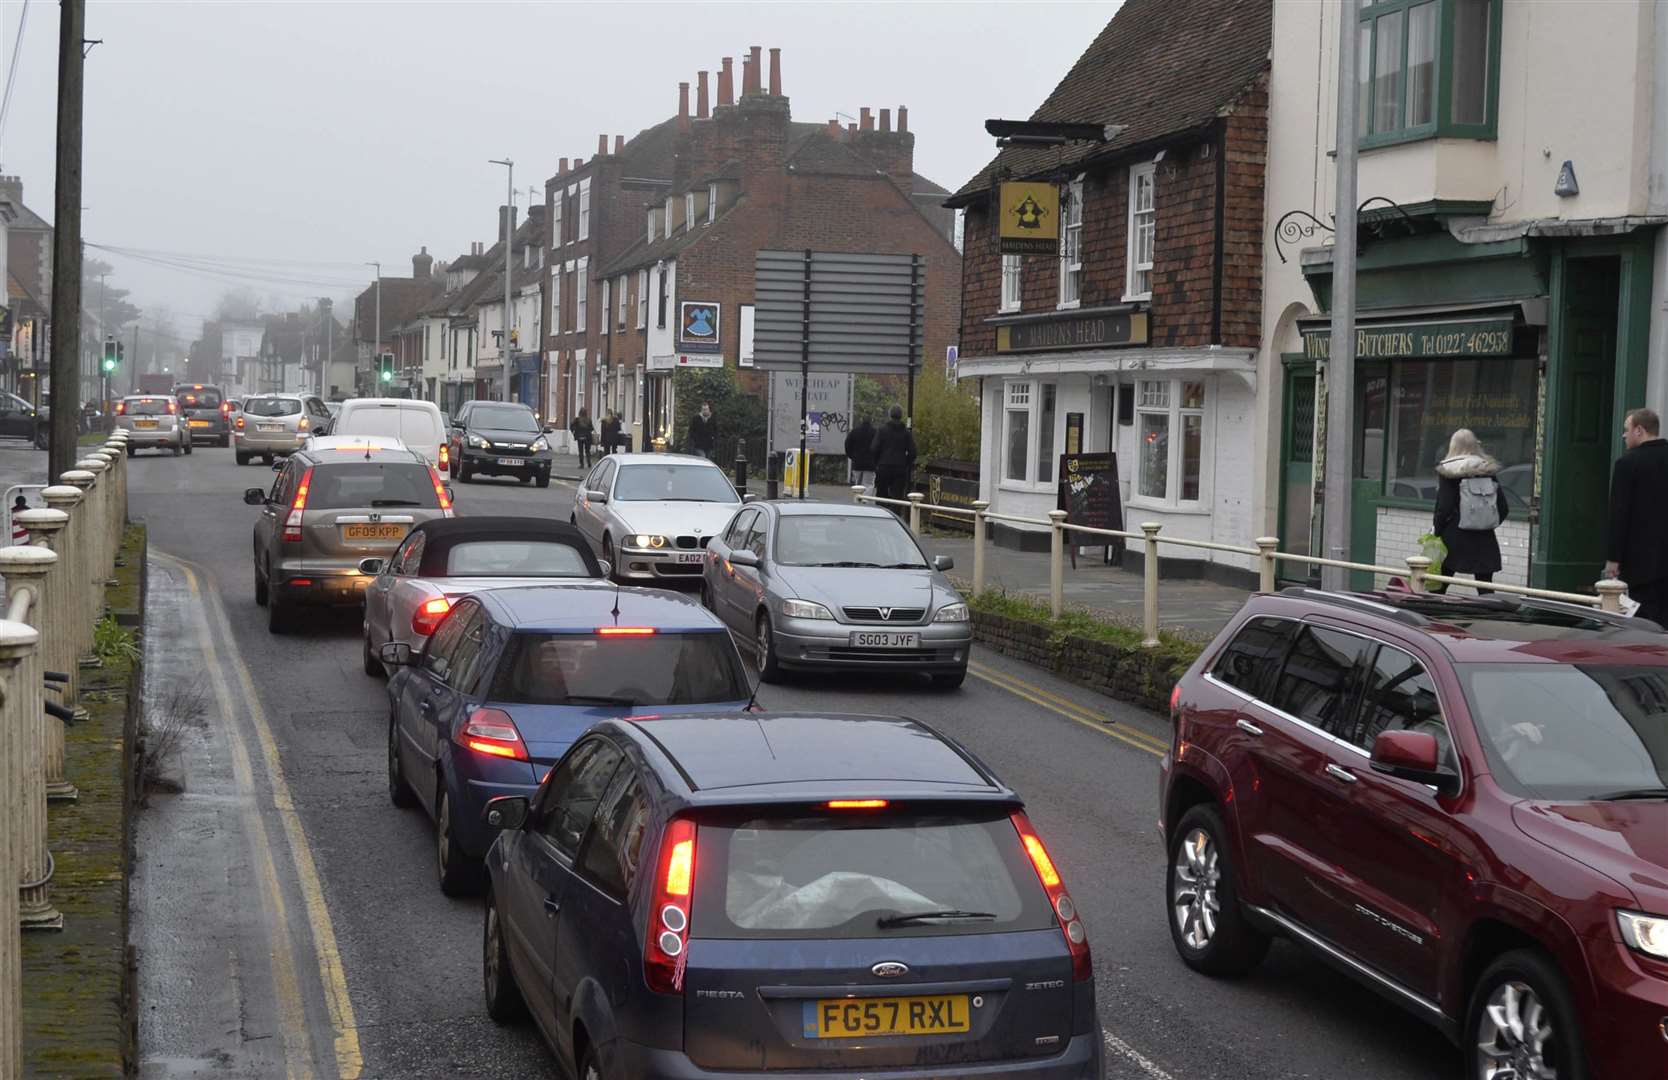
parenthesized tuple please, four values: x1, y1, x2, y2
(678, 301, 721, 353)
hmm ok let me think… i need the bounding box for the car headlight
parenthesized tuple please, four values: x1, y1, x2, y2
(1617, 911, 1668, 959)
(467, 434, 490, 449)
(631, 534, 669, 549)
(933, 603, 970, 623)
(781, 598, 834, 620)
(531, 435, 550, 452)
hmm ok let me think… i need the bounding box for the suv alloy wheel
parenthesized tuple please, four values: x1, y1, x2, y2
(1468, 950, 1588, 1080)
(1166, 805, 1269, 975)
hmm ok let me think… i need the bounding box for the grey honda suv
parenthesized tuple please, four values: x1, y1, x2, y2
(244, 443, 453, 633)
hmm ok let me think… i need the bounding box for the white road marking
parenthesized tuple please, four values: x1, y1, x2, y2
(1104, 1030, 1177, 1080)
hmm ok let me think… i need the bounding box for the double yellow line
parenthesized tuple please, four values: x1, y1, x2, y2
(968, 660, 1170, 758)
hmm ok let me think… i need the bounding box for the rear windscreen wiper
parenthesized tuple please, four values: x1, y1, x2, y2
(1596, 787, 1668, 801)
(877, 909, 997, 928)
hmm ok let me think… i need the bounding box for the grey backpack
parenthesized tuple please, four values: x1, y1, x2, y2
(1457, 476, 1501, 531)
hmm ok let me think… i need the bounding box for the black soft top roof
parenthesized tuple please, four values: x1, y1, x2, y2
(407, 517, 601, 578)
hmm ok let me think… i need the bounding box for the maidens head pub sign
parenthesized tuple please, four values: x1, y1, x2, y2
(1301, 316, 1515, 361)
(996, 307, 1150, 353)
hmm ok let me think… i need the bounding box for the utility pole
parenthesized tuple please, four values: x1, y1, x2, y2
(365, 262, 381, 395)
(490, 158, 514, 403)
(47, 0, 86, 482)
(1321, 0, 1360, 592)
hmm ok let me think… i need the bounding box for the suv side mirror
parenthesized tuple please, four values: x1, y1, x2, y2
(379, 641, 414, 667)
(271, 459, 284, 472)
(482, 795, 529, 831)
(243, 488, 266, 506)
(1370, 730, 1458, 794)
(932, 554, 955, 572)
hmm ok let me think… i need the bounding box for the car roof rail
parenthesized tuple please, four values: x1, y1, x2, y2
(1275, 587, 1431, 627)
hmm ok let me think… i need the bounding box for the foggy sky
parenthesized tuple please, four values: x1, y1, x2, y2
(2, 1, 1118, 349)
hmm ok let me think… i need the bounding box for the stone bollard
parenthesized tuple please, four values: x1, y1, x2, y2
(850, 484, 864, 505)
(972, 500, 989, 598)
(1405, 556, 1432, 595)
(1596, 579, 1628, 614)
(1141, 522, 1162, 648)
(74, 457, 110, 588)
(0, 618, 38, 1072)
(1255, 537, 1279, 594)
(12, 504, 78, 801)
(85, 453, 118, 581)
(59, 471, 99, 660)
(1047, 510, 1068, 618)
(92, 448, 124, 571)
(907, 492, 924, 535)
(0, 545, 61, 930)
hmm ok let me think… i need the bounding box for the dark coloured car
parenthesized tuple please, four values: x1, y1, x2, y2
(381, 584, 752, 895)
(479, 712, 1103, 1078)
(173, 383, 231, 446)
(449, 400, 555, 487)
(0, 392, 47, 449)
(1160, 587, 1668, 1080)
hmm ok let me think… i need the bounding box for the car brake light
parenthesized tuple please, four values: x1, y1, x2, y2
(454, 707, 528, 761)
(220, 401, 230, 415)
(298, 416, 310, 430)
(645, 817, 696, 994)
(167, 399, 178, 414)
(1011, 811, 1090, 981)
(412, 596, 451, 636)
(439, 444, 450, 471)
(428, 465, 451, 512)
(827, 799, 888, 809)
(114, 401, 126, 415)
(1170, 684, 1181, 716)
(235, 415, 245, 430)
(282, 466, 313, 543)
(597, 627, 655, 636)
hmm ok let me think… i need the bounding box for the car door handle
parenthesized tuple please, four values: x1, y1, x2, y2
(1325, 763, 1358, 784)
(1235, 718, 1264, 737)
(543, 896, 560, 916)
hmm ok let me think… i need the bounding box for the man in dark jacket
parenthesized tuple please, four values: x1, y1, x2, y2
(845, 415, 876, 488)
(688, 402, 717, 460)
(569, 408, 594, 468)
(870, 405, 917, 509)
(1605, 407, 1668, 624)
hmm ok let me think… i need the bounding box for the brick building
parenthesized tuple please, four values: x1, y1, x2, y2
(542, 47, 960, 451)
(945, 0, 1270, 580)
(1, 176, 53, 401)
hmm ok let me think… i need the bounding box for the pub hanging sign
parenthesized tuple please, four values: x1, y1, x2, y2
(1301, 317, 1515, 361)
(997, 181, 1060, 255)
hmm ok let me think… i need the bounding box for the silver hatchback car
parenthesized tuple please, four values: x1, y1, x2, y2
(114, 395, 190, 456)
(235, 393, 332, 465)
(243, 443, 454, 633)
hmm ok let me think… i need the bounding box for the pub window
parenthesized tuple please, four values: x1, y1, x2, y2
(1359, 0, 1499, 147)
(1004, 381, 1031, 483)
(1001, 379, 1059, 490)
(1135, 378, 1206, 505)
(1000, 255, 1022, 313)
(1058, 179, 1083, 309)
(1127, 163, 1156, 300)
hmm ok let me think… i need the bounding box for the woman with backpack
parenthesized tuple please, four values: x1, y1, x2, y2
(1431, 428, 1511, 594)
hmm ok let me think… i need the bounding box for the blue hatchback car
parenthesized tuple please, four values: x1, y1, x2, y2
(479, 713, 1104, 1079)
(382, 583, 753, 895)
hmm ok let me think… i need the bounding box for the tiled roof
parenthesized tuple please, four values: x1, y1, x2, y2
(786, 131, 879, 177)
(948, 0, 1271, 204)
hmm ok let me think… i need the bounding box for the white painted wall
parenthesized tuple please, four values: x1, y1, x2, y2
(1374, 506, 1529, 589)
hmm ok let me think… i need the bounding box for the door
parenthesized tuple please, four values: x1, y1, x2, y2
(1278, 367, 1319, 585)
(366, 530, 422, 649)
(713, 509, 758, 632)
(1540, 256, 1620, 591)
(505, 737, 623, 1052)
(575, 460, 615, 546)
(1349, 365, 1390, 590)
(258, 462, 295, 575)
(730, 512, 769, 643)
(1312, 643, 1456, 1000)
(401, 601, 476, 816)
(1239, 624, 1374, 938)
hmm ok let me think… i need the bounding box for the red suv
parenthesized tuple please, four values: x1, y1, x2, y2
(1159, 588, 1668, 1080)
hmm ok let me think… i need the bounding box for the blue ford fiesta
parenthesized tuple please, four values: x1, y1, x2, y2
(381, 583, 753, 895)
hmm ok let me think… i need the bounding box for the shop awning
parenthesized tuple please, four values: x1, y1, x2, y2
(1296, 301, 1545, 362)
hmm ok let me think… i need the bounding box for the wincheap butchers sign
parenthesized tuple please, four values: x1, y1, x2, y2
(1302, 317, 1514, 361)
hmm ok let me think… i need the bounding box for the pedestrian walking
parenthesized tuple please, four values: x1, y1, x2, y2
(1430, 429, 1511, 595)
(871, 404, 917, 511)
(10, 495, 27, 544)
(845, 414, 876, 491)
(1605, 407, 1668, 624)
(570, 408, 595, 469)
(688, 401, 717, 460)
(600, 411, 622, 456)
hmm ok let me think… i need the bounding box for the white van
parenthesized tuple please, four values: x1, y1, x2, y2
(329, 399, 449, 471)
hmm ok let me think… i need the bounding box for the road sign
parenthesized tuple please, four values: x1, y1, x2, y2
(768, 371, 852, 454)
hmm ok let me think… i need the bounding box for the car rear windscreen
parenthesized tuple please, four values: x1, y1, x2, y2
(489, 631, 747, 706)
(307, 461, 438, 510)
(342, 407, 440, 448)
(124, 399, 172, 416)
(244, 398, 302, 418)
(693, 810, 1056, 939)
(176, 389, 222, 409)
(444, 540, 591, 577)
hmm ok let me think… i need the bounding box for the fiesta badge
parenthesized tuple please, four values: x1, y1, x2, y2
(871, 961, 909, 978)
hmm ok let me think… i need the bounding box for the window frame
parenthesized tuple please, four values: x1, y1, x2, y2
(999, 254, 1022, 314)
(1130, 377, 1209, 510)
(1126, 163, 1156, 302)
(616, 274, 628, 329)
(707, 183, 718, 223)
(636, 269, 649, 329)
(577, 178, 592, 240)
(1057, 179, 1083, 310)
(1358, 0, 1501, 150)
(576, 258, 589, 337)
(685, 192, 696, 232)
(552, 190, 564, 248)
(599, 279, 611, 337)
(998, 378, 1061, 493)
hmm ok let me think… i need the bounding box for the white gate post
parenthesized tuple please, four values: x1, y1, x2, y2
(0, 546, 61, 930)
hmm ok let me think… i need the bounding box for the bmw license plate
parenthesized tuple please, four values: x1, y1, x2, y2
(673, 551, 704, 564)
(850, 631, 920, 648)
(806, 994, 969, 1038)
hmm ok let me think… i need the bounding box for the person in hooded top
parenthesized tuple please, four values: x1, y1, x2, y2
(1430, 428, 1511, 594)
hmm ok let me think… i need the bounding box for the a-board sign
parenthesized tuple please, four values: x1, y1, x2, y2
(1057, 452, 1123, 533)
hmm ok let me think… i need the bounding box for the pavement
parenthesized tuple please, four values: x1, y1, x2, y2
(549, 449, 1250, 641)
(125, 446, 1456, 1079)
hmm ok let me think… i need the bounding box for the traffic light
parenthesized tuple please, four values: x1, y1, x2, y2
(101, 337, 119, 374)
(378, 352, 394, 384)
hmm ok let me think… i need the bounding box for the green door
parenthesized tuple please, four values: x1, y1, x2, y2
(1349, 365, 1391, 590)
(1539, 257, 1619, 592)
(1278, 366, 1320, 584)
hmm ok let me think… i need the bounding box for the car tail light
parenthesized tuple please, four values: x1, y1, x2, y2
(298, 416, 310, 431)
(596, 627, 655, 636)
(438, 444, 450, 472)
(114, 401, 126, 415)
(454, 707, 528, 761)
(220, 401, 230, 416)
(167, 399, 178, 414)
(1011, 810, 1090, 981)
(645, 817, 696, 994)
(235, 415, 245, 430)
(282, 466, 313, 543)
(1170, 684, 1181, 718)
(411, 596, 451, 636)
(428, 465, 452, 513)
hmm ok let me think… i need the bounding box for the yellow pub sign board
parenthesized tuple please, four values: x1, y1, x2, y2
(998, 182, 1060, 255)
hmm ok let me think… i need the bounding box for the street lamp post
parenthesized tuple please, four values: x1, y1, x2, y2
(490, 157, 514, 403)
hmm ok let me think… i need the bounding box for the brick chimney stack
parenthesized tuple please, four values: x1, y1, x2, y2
(768, 47, 781, 96)
(848, 122, 858, 138)
(696, 70, 710, 118)
(746, 46, 762, 95)
(718, 57, 734, 106)
(598, 134, 609, 156)
(860, 107, 873, 132)
(880, 108, 891, 133)
(559, 158, 568, 175)
(898, 106, 909, 133)
(413, 246, 433, 279)
(678, 81, 691, 130)
(614, 134, 625, 154)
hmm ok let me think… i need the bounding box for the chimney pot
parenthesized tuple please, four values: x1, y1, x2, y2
(898, 105, 908, 133)
(559, 157, 569, 175)
(615, 134, 625, 154)
(598, 133, 609, 156)
(860, 107, 873, 132)
(848, 122, 858, 138)
(678, 81, 691, 130)
(696, 71, 709, 118)
(768, 47, 781, 96)
(880, 108, 891, 133)
(719, 57, 734, 106)
(747, 45, 762, 94)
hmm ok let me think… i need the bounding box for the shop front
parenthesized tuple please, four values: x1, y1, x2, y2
(511, 354, 540, 411)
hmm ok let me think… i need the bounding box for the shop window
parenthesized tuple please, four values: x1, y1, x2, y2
(1365, 357, 1536, 504)
(1127, 164, 1155, 300)
(1359, 0, 1499, 147)
(1136, 378, 1207, 506)
(1000, 255, 1022, 313)
(1058, 180, 1083, 309)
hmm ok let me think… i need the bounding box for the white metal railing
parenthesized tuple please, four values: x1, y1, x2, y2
(852, 486, 1631, 648)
